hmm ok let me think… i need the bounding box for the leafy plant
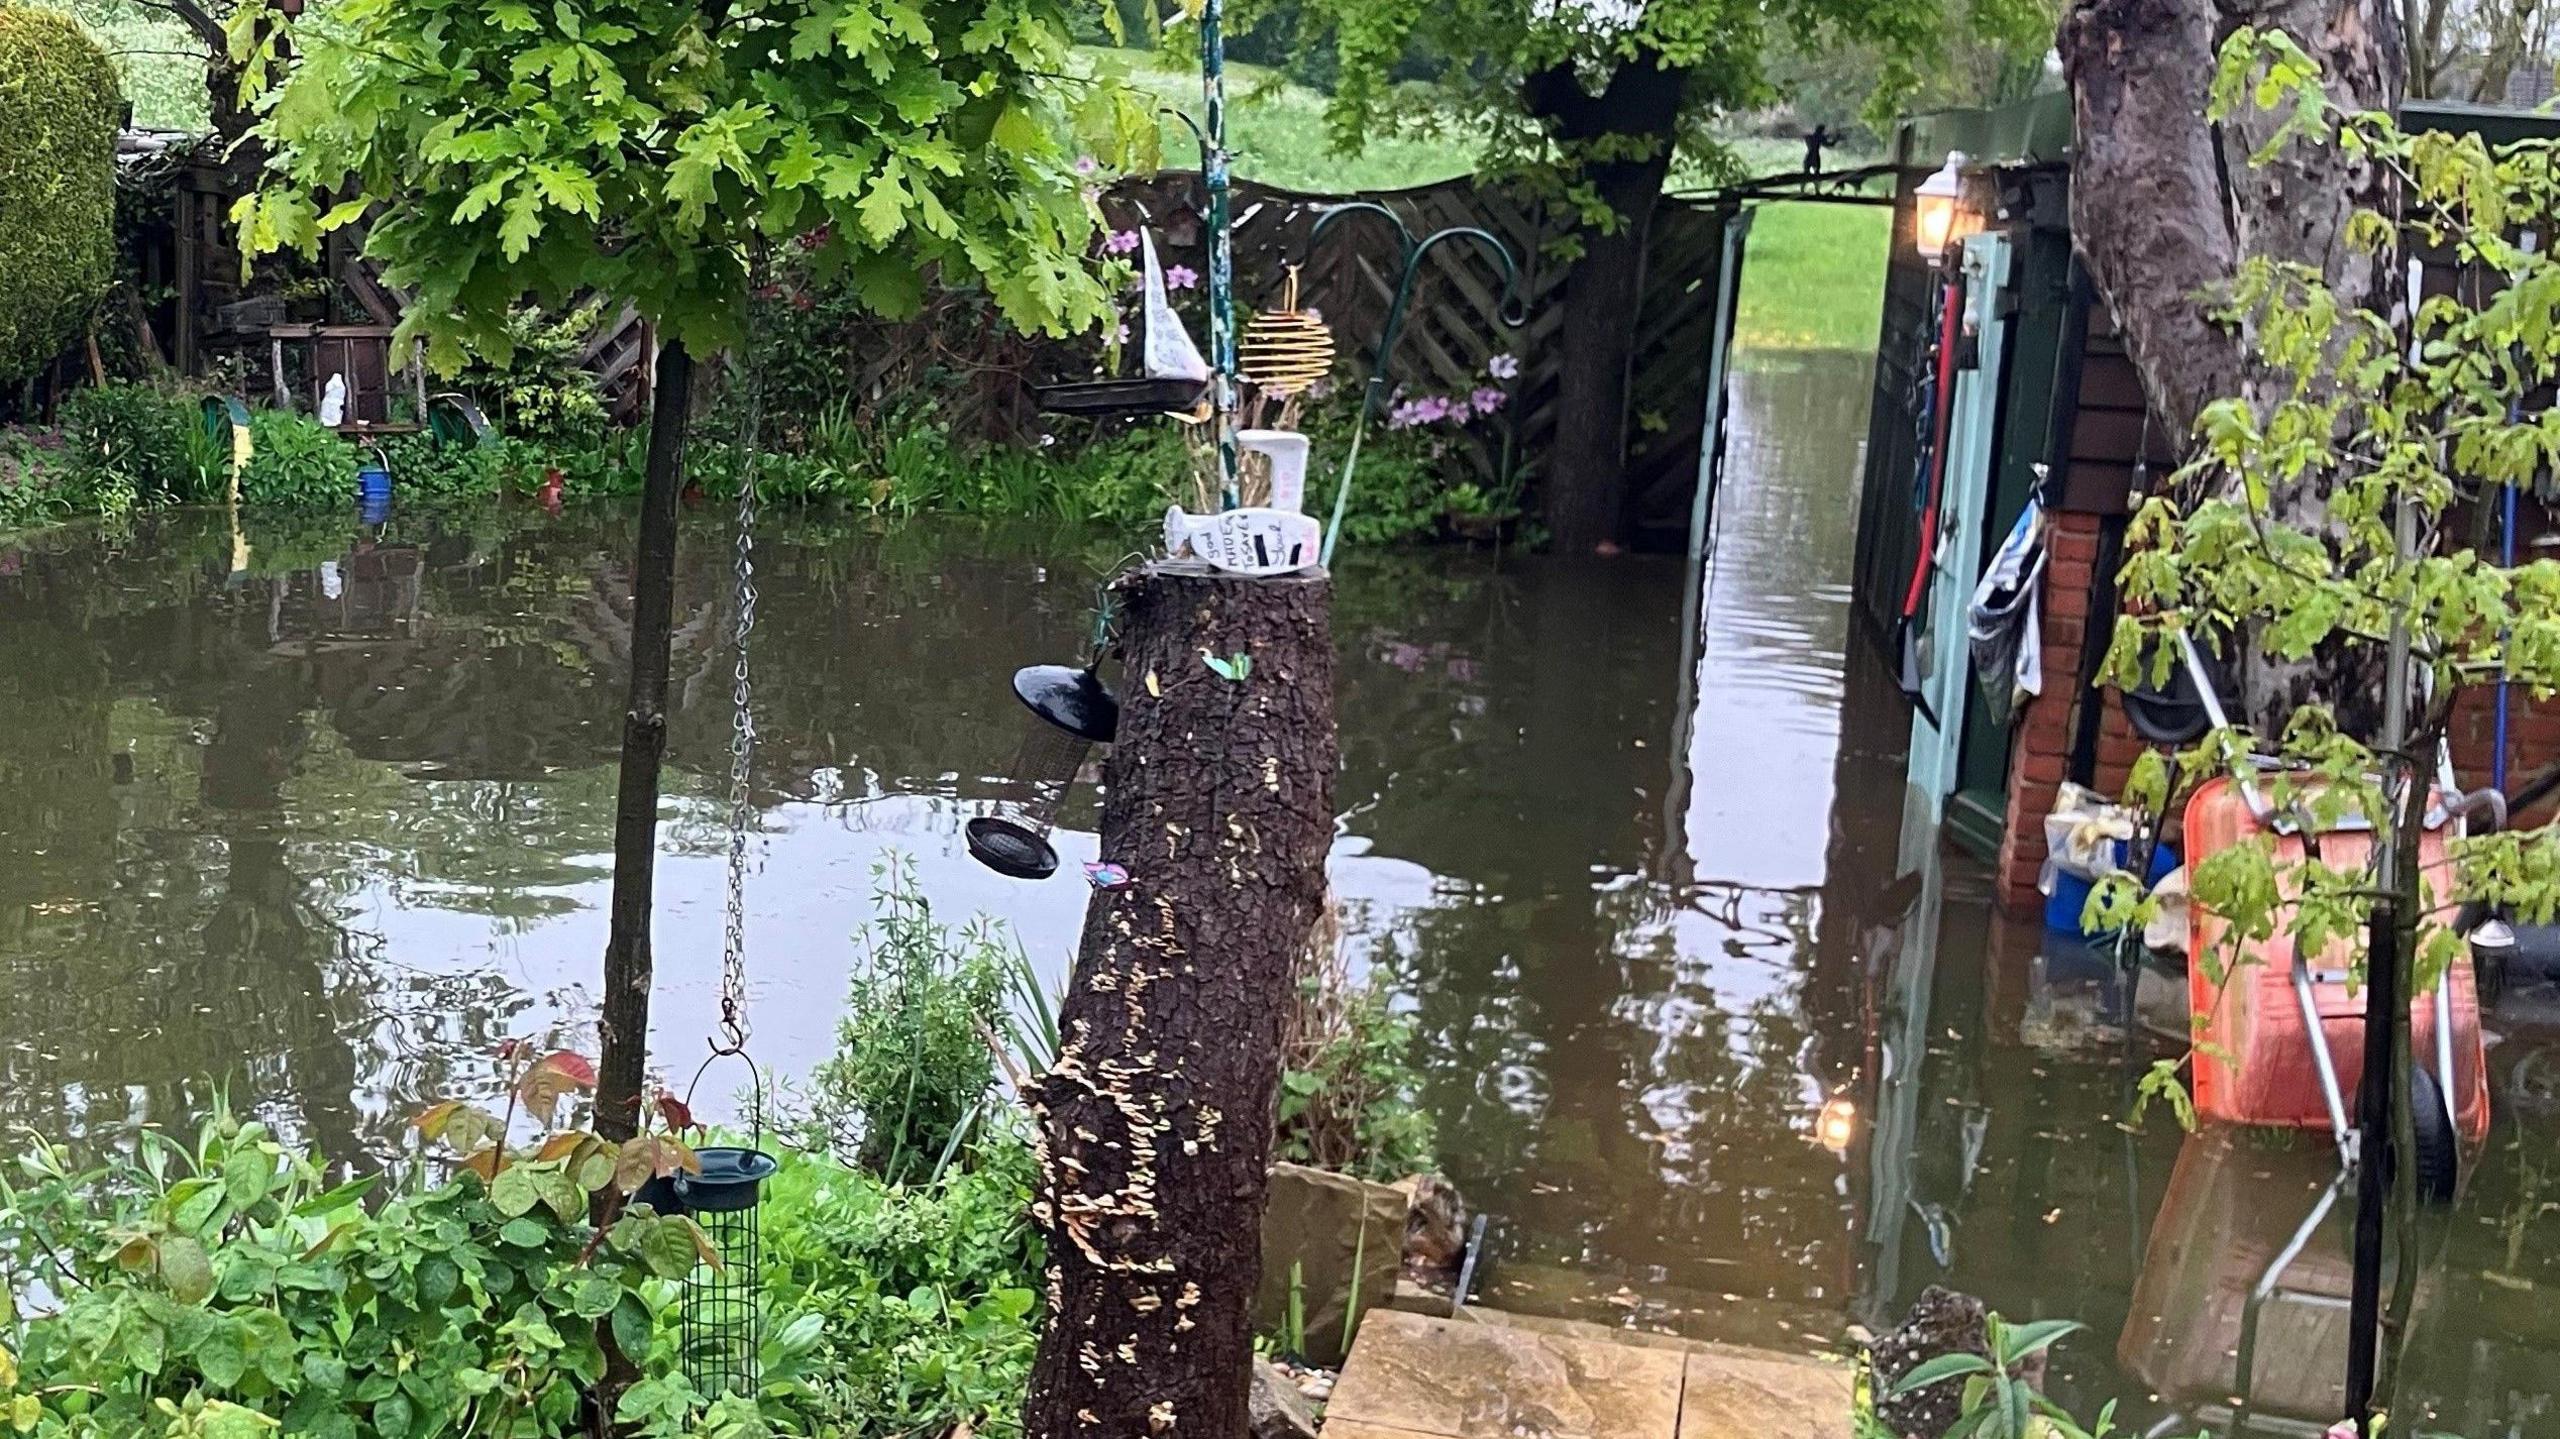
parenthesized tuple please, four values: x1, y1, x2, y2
(2078, 35, 2560, 1424)
(57, 383, 214, 506)
(803, 856, 1013, 1181)
(458, 304, 614, 449)
(238, 409, 357, 508)
(1276, 928, 1437, 1182)
(755, 1132, 1044, 1439)
(0, 1084, 753, 1439)
(374, 432, 507, 501)
(1884, 1315, 2108, 1439)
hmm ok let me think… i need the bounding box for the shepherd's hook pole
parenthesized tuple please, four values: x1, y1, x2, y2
(1200, 0, 1238, 509)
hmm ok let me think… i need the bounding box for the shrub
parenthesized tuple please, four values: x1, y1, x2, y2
(239, 408, 358, 507)
(56, 383, 215, 506)
(376, 432, 508, 501)
(757, 1133, 1044, 1439)
(0, 1100, 758, 1439)
(462, 304, 614, 449)
(802, 857, 1013, 1181)
(0, 8, 120, 388)
(1277, 927, 1437, 1182)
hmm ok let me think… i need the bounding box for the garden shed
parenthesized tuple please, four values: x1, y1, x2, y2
(1855, 92, 2560, 910)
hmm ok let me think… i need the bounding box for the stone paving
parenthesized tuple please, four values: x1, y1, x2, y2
(1329, 1309, 1852, 1439)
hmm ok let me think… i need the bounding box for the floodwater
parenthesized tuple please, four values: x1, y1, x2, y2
(4, 351, 2560, 1434)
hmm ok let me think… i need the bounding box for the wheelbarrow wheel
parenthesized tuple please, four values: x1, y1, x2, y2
(2411, 1065, 2459, 1206)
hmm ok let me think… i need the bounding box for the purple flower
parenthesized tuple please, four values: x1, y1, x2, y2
(1103, 229, 1142, 255)
(1487, 353, 1519, 380)
(1074, 155, 1100, 176)
(1470, 386, 1506, 415)
(1164, 264, 1200, 291)
(1115, 322, 1131, 345)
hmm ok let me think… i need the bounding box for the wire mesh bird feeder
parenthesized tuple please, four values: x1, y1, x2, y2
(1241, 267, 1334, 401)
(967, 663, 1120, 881)
(636, 1143, 778, 1397)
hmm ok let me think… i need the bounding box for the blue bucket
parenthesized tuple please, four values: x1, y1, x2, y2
(2046, 840, 2178, 936)
(357, 464, 393, 525)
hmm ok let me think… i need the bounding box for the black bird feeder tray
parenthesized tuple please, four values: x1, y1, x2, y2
(967, 663, 1119, 881)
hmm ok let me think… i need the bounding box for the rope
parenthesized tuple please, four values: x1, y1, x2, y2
(717, 253, 769, 1058)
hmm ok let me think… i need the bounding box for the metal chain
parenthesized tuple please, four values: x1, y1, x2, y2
(717, 256, 769, 1057)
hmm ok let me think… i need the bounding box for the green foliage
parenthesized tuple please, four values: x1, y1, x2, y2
(376, 433, 509, 501)
(0, 6, 121, 388)
(459, 305, 614, 449)
(0, 5, 119, 389)
(756, 1134, 1044, 1439)
(233, 0, 1140, 372)
(1264, 0, 2050, 229)
(0, 428, 84, 529)
(804, 857, 1013, 1181)
(57, 383, 220, 506)
(1277, 950, 1437, 1182)
(237, 410, 358, 508)
(1883, 1314, 2113, 1439)
(2087, 39, 2560, 1140)
(0, 1099, 747, 1439)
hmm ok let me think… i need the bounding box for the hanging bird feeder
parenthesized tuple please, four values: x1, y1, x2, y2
(634, 1143, 779, 1397)
(967, 663, 1120, 881)
(1241, 267, 1334, 401)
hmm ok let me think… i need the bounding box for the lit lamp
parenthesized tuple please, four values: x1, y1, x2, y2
(1913, 151, 1967, 267)
(1815, 1096, 1858, 1155)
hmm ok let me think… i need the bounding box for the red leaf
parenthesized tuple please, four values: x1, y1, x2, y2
(535, 1051, 598, 1087)
(655, 1094, 696, 1134)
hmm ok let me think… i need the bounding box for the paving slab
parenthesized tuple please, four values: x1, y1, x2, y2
(1677, 1347, 1852, 1439)
(1329, 1309, 1687, 1439)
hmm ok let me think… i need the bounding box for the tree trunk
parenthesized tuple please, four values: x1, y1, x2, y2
(1526, 55, 1690, 554)
(2059, 0, 2403, 730)
(1022, 564, 1337, 1439)
(594, 338, 693, 1145)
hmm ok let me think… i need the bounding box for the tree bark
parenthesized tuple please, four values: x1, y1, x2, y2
(593, 338, 693, 1145)
(2059, 0, 2403, 730)
(1527, 55, 1690, 554)
(1023, 564, 1337, 1439)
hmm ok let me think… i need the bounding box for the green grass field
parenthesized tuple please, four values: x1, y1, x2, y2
(1733, 204, 1890, 352)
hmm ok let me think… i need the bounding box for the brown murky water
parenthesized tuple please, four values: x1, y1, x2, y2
(4, 351, 2558, 1433)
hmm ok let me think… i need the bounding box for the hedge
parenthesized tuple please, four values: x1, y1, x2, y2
(0, 6, 121, 387)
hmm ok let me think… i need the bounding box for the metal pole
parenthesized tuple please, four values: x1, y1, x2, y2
(2345, 258, 2426, 1437)
(1199, 0, 1238, 509)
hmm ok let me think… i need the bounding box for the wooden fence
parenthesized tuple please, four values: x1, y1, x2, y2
(148, 159, 1740, 543)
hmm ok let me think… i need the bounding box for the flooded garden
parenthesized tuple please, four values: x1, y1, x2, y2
(9, 348, 2558, 1434)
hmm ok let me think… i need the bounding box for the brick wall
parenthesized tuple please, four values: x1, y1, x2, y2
(1995, 511, 2141, 909)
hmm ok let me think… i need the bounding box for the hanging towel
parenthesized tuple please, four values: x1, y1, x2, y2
(1967, 496, 2046, 726)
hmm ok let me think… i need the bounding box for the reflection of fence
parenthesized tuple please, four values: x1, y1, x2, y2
(150, 157, 1737, 539)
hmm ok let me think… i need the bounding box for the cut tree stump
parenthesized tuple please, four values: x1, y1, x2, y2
(1023, 562, 1338, 1439)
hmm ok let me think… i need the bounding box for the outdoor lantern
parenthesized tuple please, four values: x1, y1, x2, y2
(1815, 1096, 1858, 1155)
(637, 1145, 779, 1397)
(966, 664, 1120, 881)
(1913, 151, 1967, 267)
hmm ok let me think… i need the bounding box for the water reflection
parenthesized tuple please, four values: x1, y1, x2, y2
(3, 351, 2558, 1431)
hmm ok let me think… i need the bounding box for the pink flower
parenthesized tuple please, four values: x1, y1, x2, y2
(1115, 322, 1131, 344)
(1103, 229, 1142, 255)
(1470, 387, 1505, 415)
(1487, 353, 1519, 380)
(1074, 155, 1100, 176)
(1165, 264, 1200, 291)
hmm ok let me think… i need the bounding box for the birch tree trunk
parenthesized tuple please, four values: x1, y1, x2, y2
(1023, 564, 1337, 1439)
